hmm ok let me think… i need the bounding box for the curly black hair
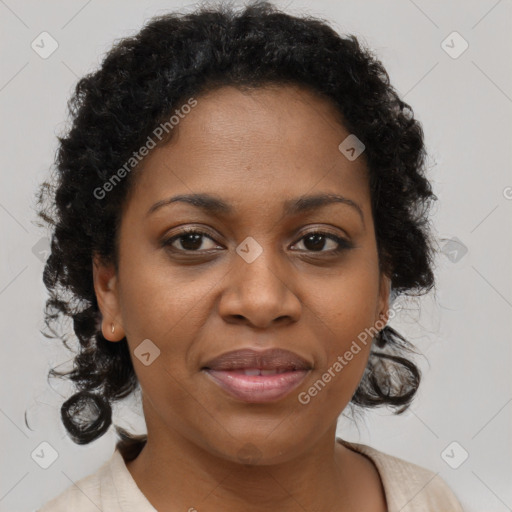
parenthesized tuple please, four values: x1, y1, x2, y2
(35, 1, 437, 455)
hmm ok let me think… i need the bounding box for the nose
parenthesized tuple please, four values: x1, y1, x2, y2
(217, 243, 302, 329)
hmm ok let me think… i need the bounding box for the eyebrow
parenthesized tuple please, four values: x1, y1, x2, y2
(147, 192, 365, 225)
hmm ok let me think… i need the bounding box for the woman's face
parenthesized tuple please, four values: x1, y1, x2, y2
(94, 84, 390, 464)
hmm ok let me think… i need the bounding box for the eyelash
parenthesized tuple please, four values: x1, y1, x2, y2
(161, 227, 353, 255)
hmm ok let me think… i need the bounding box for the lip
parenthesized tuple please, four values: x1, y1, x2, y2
(202, 348, 312, 371)
(203, 369, 310, 402)
(201, 348, 312, 403)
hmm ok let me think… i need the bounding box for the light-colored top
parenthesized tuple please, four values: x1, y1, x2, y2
(38, 438, 464, 511)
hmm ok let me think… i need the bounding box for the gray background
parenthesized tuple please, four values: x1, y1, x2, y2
(1, 0, 511, 510)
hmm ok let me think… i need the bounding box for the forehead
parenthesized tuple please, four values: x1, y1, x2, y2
(174, 84, 348, 157)
(125, 84, 370, 218)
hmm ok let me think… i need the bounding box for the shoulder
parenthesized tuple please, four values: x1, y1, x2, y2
(37, 448, 156, 512)
(339, 439, 465, 512)
(37, 453, 116, 512)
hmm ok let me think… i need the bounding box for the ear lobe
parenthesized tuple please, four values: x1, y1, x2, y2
(377, 273, 392, 326)
(92, 254, 123, 341)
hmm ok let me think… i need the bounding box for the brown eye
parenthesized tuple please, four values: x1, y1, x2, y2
(292, 231, 353, 254)
(162, 230, 221, 252)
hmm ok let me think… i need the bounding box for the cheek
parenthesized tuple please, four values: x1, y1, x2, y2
(312, 257, 381, 340)
(116, 248, 217, 360)
(306, 256, 380, 387)
(299, 297, 374, 416)
(117, 267, 213, 410)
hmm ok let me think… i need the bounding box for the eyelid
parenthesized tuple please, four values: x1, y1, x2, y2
(290, 231, 353, 253)
(161, 225, 353, 254)
(162, 226, 222, 246)
(293, 224, 350, 242)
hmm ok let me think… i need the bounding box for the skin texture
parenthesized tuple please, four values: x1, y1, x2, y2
(93, 84, 390, 511)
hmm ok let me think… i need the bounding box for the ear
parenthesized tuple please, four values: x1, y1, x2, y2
(92, 253, 124, 342)
(375, 272, 391, 328)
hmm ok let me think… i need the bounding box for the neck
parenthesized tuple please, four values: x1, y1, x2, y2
(125, 429, 360, 511)
(123, 394, 386, 512)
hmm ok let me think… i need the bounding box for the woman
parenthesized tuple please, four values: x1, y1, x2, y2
(37, 2, 464, 510)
